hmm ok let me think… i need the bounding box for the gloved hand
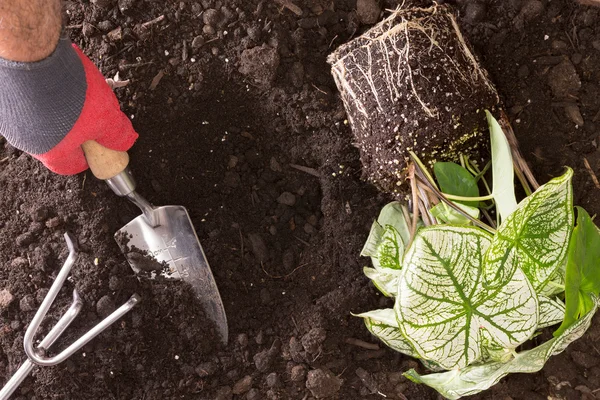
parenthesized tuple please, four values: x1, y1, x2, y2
(0, 36, 138, 175)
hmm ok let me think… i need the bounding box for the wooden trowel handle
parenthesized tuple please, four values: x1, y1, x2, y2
(81, 140, 129, 180)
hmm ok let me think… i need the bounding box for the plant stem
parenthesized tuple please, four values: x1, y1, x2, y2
(409, 151, 437, 189)
(443, 193, 495, 202)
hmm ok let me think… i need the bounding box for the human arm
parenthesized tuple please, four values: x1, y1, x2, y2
(0, 0, 138, 174)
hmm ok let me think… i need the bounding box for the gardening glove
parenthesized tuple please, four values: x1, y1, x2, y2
(0, 36, 138, 175)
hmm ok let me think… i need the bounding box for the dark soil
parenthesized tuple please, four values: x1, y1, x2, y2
(1, 0, 600, 399)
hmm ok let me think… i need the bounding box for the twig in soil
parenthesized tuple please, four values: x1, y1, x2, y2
(261, 261, 308, 279)
(345, 338, 380, 350)
(293, 236, 310, 246)
(354, 349, 387, 360)
(289, 164, 321, 178)
(0, 156, 9, 163)
(311, 84, 328, 96)
(120, 61, 154, 70)
(82, 173, 87, 191)
(65, 24, 82, 29)
(149, 70, 165, 90)
(593, 109, 600, 122)
(141, 14, 165, 29)
(273, 0, 302, 16)
(583, 158, 600, 189)
(238, 227, 244, 269)
(328, 34, 339, 49)
(104, 44, 134, 61)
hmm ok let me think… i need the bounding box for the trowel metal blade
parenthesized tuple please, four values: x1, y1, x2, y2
(115, 205, 228, 344)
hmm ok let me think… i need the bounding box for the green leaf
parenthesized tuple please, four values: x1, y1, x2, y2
(554, 207, 600, 336)
(483, 169, 574, 290)
(377, 201, 412, 248)
(405, 298, 598, 400)
(434, 162, 480, 207)
(357, 309, 418, 358)
(396, 225, 538, 370)
(486, 111, 518, 222)
(430, 202, 480, 225)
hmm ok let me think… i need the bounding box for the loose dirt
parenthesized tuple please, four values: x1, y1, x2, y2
(1, 0, 600, 399)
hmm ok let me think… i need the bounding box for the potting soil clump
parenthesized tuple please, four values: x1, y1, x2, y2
(329, 4, 500, 196)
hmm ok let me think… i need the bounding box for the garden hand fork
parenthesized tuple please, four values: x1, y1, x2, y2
(0, 233, 140, 400)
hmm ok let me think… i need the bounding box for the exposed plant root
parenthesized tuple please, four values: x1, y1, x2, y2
(328, 4, 500, 196)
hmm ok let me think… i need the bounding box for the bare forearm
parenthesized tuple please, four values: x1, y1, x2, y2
(0, 0, 62, 62)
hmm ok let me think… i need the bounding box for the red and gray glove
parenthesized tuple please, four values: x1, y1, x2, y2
(0, 36, 138, 175)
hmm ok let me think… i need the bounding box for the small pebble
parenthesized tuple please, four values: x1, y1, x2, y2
(301, 327, 327, 354)
(203, 8, 222, 26)
(254, 348, 276, 372)
(266, 372, 281, 388)
(255, 330, 266, 345)
(196, 361, 218, 377)
(232, 375, 252, 395)
(16, 232, 35, 247)
(305, 369, 342, 398)
(46, 217, 61, 228)
(82, 22, 95, 37)
(203, 25, 216, 35)
(547, 59, 581, 98)
(0, 289, 14, 310)
(97, 20, 115, 31)
(192, 35, 206, 49)
(277, 192, 296, 206)
(19, 295, 36, 312)
(564, 104, 584, 126)
(356, 0, 381, 24)
(248, 233, 269, 263)
(237, 333, 249, 348)
(10, 257, 28, 268)
(246, 388, 261, 400)
(291, 365, 307, 382)
(108, 276, 122, 291)
(96, 295, 116, 318)
(31, 206, 49, 222)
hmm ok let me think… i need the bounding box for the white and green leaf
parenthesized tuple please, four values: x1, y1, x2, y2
(405, 298, 598, 400)
(362, 202, 412, 269)
(483, 169, 574, 290)
(363, 267, 401, 297)
(396, 225, 539, 370)
(538, 296, 566, 329)
(487, 111, 518, 223)
(356, 308, 418, 358)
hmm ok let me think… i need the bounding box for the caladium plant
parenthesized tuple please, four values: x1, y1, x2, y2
(358, 112, 600, 399)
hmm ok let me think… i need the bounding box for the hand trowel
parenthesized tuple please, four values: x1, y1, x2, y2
(81, 140, 228, 344)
